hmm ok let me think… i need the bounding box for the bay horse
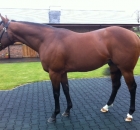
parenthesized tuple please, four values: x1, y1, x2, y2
(0, 14, 140, 123)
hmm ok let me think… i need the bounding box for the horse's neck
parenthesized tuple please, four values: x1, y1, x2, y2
(11, 22, 53, 52)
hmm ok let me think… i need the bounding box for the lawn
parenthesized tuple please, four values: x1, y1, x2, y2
(0, 59, 140, 90)
(136, 32, 140, 37)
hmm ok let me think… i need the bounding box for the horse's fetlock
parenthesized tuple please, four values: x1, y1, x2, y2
(68, 102, 72, 109)
(55, 109, 60, 115)
(129, 107, 135, 115)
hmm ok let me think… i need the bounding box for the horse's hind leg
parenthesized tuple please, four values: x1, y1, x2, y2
(122, 70, 137, 121)
(101, 62, 122, 112)
(61, 73, 72, 117)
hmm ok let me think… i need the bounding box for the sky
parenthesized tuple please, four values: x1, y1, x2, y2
(0, 0, 140, 15)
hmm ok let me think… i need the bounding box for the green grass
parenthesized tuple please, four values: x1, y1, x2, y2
(136, 32, 140, 36)
(0, 59, 140, 90)
(0, 62, 49, 90)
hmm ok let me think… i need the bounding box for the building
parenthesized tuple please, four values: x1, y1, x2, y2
(0, 8, 139, 58)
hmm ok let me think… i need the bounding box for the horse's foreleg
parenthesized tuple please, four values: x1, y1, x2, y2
(61, 73, 72, 117)
(48, 71, 61, 123)
(101, 64, 122, 112)
(122, 71, 137, 122)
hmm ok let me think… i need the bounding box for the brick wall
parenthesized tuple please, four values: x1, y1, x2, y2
(0, 44, 23, 59)
(0, 47, 9, 59)
(10, 44, 23, 58)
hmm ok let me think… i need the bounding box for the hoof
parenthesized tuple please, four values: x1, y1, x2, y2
(125, 113, 133, 122)
(48, 117, 56, 123)
(101, 104, 113, 113)
(100, 108, 108, 113)
(125, 117, 132, 122)
(62, 111, 70, 117)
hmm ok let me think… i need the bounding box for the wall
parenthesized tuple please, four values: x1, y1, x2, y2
(9, 44, 23, 58)
(0, 47, 9, 59)
(0, 44, 22, 59)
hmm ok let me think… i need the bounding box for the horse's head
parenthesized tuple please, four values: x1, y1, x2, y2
(0, 14, 14, 51)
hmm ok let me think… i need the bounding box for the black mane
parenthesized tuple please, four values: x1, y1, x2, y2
(11, 20, 53, 28)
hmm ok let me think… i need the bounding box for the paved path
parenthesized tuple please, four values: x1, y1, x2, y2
(0, 77, 140, 130)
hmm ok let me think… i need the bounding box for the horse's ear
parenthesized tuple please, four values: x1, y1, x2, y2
(5, 15, 9, 21)
(0, 14, 7, 24)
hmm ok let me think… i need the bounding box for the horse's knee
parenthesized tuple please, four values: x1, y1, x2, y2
(113, 81, 121, 89)
(53, 91, 60, 98)
(64, 89, 69, 96)
(62, 84, 69, 94)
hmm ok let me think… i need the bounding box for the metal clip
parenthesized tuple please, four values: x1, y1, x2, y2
(3, 27, 7, 32)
